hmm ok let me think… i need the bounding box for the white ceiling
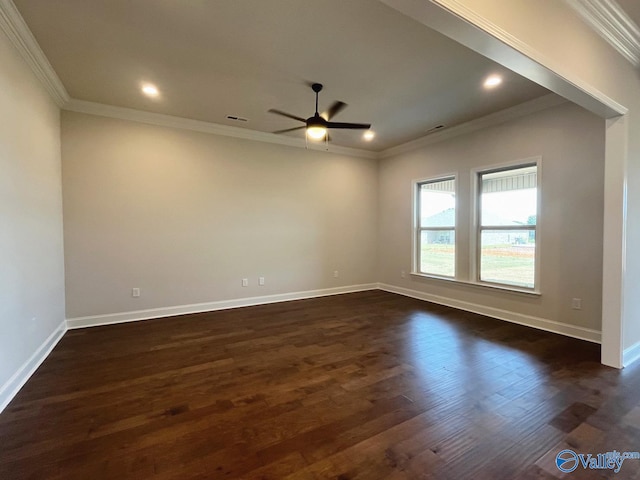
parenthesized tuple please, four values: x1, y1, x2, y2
(13, 0, 553, 151)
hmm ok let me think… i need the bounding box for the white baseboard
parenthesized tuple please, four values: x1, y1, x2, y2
(378, 283, 602, 344)
(68, 283, 604, 344)
(0, 283, 609, 413)
(623, 341, 640, 367)
(66, 283, 379, 329)
(0, 320, 67, 414)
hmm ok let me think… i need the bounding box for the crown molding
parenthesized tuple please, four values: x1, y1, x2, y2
(67, 94, 571, 162)
(379, 93, 568, 159)
(1, 0, 632, 153)
(64, 99, 378, 160)
(0, 0, 69, 106)
(425, 0, 628, 118)
(380, 0, 627, 122)
(565, 0, 640, 68)
(1, 0, 628, 156)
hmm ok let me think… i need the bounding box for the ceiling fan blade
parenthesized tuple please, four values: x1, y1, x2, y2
(272, 126, 306, 134)
(327, 122, 371, 130)
(268, 109, 306, 123)
(323, 101, 347, 120)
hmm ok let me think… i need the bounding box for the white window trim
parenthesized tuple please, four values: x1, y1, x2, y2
(412, 173, 458, 279)
(408, 272, 542, 296)
(470, 156, 542, 293)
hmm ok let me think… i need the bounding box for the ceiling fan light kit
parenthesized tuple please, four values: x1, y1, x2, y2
(306, 125, 327, 140)
(269, 83, 371, 143)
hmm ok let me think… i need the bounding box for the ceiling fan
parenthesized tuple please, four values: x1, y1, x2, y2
(268, 83, 371, 140)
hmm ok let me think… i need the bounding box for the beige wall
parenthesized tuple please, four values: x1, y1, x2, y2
(0, 28, 65, 402)
(382, 0, 640, 367)
(2, 0, 636, 411)
(62, 101, 604, 339)
(379, 102, 605, 333)
(436, 0, 640, 364)
(61, 111, 378, 318)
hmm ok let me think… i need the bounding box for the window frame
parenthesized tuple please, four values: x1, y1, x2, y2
(413, 174, 458, 279)
(471, 158, 542, 293)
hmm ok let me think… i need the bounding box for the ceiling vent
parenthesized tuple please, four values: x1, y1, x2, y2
(226, 115, 248, 122)
(426, 124, 446, 134)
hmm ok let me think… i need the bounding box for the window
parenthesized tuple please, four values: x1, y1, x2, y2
(416, 177, 456, 277)
(476, 163, 538, 289)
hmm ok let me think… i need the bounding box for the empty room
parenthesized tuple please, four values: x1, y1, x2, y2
(2, 1, 640, 478)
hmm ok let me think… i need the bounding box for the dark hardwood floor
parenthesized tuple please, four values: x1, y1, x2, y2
(2, 290, 640, 479)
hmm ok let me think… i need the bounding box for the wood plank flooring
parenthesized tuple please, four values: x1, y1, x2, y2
(2, 290, 640, 479)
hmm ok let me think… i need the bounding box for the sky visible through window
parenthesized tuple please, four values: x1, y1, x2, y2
(419, 175, 537, 287)
(480, 186, 537, 288)
(421, 189, 536, 224)
(420, 191, 455, 222)
(482, 189, 536, 225)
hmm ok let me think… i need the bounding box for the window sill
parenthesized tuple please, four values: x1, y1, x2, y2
(409, 272, 541, 297)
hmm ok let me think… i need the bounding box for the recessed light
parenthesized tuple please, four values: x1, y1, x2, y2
(426, 124, 446, 134)
(141, 83, 159, 97)
(363, 130, 375, 141)
(483, 75, 502, 89)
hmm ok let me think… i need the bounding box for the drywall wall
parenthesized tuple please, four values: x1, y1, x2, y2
(378, 102, 605, 335)
(382, 0, 640, 367)
(436, 0, 640, 366)
(0, 27, 65, 408)
(61, 111, 378, 319)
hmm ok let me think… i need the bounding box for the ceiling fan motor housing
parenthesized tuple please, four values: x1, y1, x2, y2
(268, 82, 370, 136)
(307, 113, 327, 128)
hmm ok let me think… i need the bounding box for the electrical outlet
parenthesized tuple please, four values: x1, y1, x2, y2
(259, 276, 265, 286)
(571, 298, 582, 310)
(333, 270, 339, 278)
(401, 270, 406, 278)
(242, 278, 249, 287)
(132, 288, 140, 298)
